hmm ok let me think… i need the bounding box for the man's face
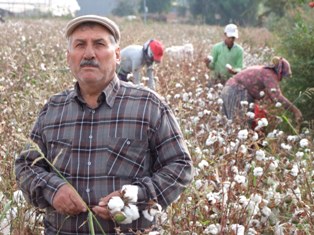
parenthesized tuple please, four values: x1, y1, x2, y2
(67, 24, 120, 87)
(224, 35, 236, 48)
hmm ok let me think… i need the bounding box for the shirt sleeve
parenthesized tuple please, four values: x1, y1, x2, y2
(208, 45, 218, 70)
(15, 103, 66, 208)
(134, 104, 193, 209)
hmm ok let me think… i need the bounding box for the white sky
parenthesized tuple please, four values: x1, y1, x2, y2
(0, 0, 80, 16)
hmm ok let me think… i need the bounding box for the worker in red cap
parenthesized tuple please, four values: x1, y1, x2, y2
(117, 39, 164, 90)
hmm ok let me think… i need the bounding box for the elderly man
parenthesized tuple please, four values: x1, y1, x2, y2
(15, 15, 193, 235)
(204, 23, 244, 85)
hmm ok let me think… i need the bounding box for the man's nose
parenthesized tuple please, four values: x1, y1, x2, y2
(83, 45, 95, 59)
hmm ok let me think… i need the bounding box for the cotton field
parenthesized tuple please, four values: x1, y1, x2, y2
(0, 18, 313, 234)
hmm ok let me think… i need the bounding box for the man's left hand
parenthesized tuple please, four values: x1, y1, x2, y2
(92, 190, 121, 220)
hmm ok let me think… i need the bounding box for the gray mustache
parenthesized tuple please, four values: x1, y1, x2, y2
(80, 60, 99, 67)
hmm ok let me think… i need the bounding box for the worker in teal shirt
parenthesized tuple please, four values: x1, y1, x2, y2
(204, 24, 244, 85)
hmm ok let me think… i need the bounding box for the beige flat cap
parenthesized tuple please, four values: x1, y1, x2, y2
(65, 15, 120, 43)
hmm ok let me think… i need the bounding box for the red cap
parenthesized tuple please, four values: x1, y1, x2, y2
(149, 40, 164, 62)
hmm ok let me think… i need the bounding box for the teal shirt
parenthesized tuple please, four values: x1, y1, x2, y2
(208, 41, 243, 80)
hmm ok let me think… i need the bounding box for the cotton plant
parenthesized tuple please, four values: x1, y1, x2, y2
(107, 185, 161, 224)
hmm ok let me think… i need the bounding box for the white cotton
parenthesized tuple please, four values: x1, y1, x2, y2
(253, 167, 263, 177)
(234, 175, 246, 184)
(119, 215, 133, 224)
(290, 164, 299, 176)
(270, 88, 277, 93)
(206, 192, 217, 205)
(148, 232, 160, 235)
(250, 193, 262, 204)
(287, 135, 299, 142)
(239, 144, 247, 154)
(182, 92, 189, 102)
(247, 228, 258, 235)
(237, 129, 248, 140)
(261, 206, 272, 217)
(174, 94, 181, 99)
(255, 150, 266, 161)
(108, 196, 125, 213)
(195, 179, 203, 190)
(121, 185, 138, 203)
(240, 101, 248, 107)
(231, 224, 245, 235)
(256, 118, 268, 129)
(175, 83, 183, 88)
(275, 102, 282, 108)
(217, 98, 223, 105)
(198, 159, 209, 169)
(259, 91, 265, 97)
(142, 203, 162, 222)
(269, 160, 278, 171)
(204, 224, 221, 234)
(281, 143, 292, 151)
(300, 138, 309, 148)
(246, 111, 255, 119)
(13, 190, 26, 207)
(252, 132, 259, 141)
(296, 151, 304, 159)
(123, 204, 140, 221)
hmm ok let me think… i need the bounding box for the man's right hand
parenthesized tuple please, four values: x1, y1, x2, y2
(52, 184, 87, 215)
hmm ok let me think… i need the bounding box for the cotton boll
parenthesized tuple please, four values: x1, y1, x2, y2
(246, 111, 255, 119)
(234, 175, 246, 184)
(259, 91, 265, 97)
(231, 224, 245, 235)
(237, 129, 248, 140)
(204, 224, 221, 234)
(198, 159, 209, 169)
(275, 102, 282, 108)
(255, 150, 266, 161)
(253, 167, 263, 177)
(300, 138, 309, 148)
(239, 144, 247, 154)
(121, 185, 138, 203)
(261, 206, 272, 217)
(123, 204, 140, 221)
(108, 196, 125, 213)
(296, 151, 304, 159)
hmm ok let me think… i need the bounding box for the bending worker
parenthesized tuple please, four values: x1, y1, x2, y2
(221, 56, 302, 125)
(117, 39, 164, 90)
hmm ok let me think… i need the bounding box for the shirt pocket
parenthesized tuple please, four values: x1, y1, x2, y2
(104, 137, 150, 177)
(47, 139, 73, 177)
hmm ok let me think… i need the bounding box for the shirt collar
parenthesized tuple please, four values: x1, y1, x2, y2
(71, 75, 120, 109)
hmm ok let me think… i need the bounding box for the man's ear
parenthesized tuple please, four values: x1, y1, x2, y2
(115, 47, 121, 64)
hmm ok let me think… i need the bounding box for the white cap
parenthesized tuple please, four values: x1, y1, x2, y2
(224, 24, 238, 38)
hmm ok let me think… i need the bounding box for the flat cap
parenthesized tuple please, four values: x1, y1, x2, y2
(65, 15, 120, 43)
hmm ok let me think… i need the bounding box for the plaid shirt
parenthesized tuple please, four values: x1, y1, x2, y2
(15, 76, 193, 235)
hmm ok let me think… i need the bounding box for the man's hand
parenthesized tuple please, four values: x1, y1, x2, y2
(92, 190, 121, 220)
(52, 184, 87, 215)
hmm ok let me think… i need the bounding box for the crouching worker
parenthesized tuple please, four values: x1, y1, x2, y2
(117, 39, 164, 90)
(15, 15, 193, 235)
(221, 57, 302, 127)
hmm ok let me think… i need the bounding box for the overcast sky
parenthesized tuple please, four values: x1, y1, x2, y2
(0, 0, 80, 16)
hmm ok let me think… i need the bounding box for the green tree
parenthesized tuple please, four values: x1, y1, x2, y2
(189, 0, 260, 26)
(112, 1, 137, 16)
(139, 0, 172, 14)
(274, 4, 314, 123)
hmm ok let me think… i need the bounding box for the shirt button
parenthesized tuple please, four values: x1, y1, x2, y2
(126, 141, 131, 145)
(89, 135, 93, 139)
(86, 188, 90, 193)
(87, 161, 91, 166)
(92, 110, 95, 114)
